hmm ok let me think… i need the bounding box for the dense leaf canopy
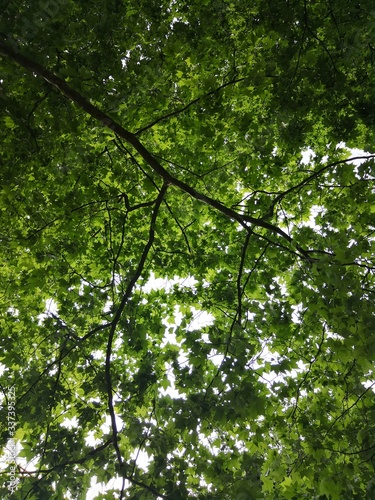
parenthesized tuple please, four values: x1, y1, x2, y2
(1, 0, 375, 498)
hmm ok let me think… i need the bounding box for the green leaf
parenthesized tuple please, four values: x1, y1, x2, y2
(0, 1, 374, 498)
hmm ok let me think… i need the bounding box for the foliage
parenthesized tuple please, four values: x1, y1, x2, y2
(0, 0, 375, 498)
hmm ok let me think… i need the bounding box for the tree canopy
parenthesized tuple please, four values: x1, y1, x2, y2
(0, 0, 375, 498)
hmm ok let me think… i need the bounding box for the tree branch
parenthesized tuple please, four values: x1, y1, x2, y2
(104, 183, 168, 472)
(0, 42, 307, 257)
(135, 77, 245, 135)
(268, 155, 375, 217)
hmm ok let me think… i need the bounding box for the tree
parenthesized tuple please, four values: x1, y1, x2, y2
(0, 0, 374, 498)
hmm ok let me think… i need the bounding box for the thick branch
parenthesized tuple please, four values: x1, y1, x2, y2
(0, 42, 306, 255)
